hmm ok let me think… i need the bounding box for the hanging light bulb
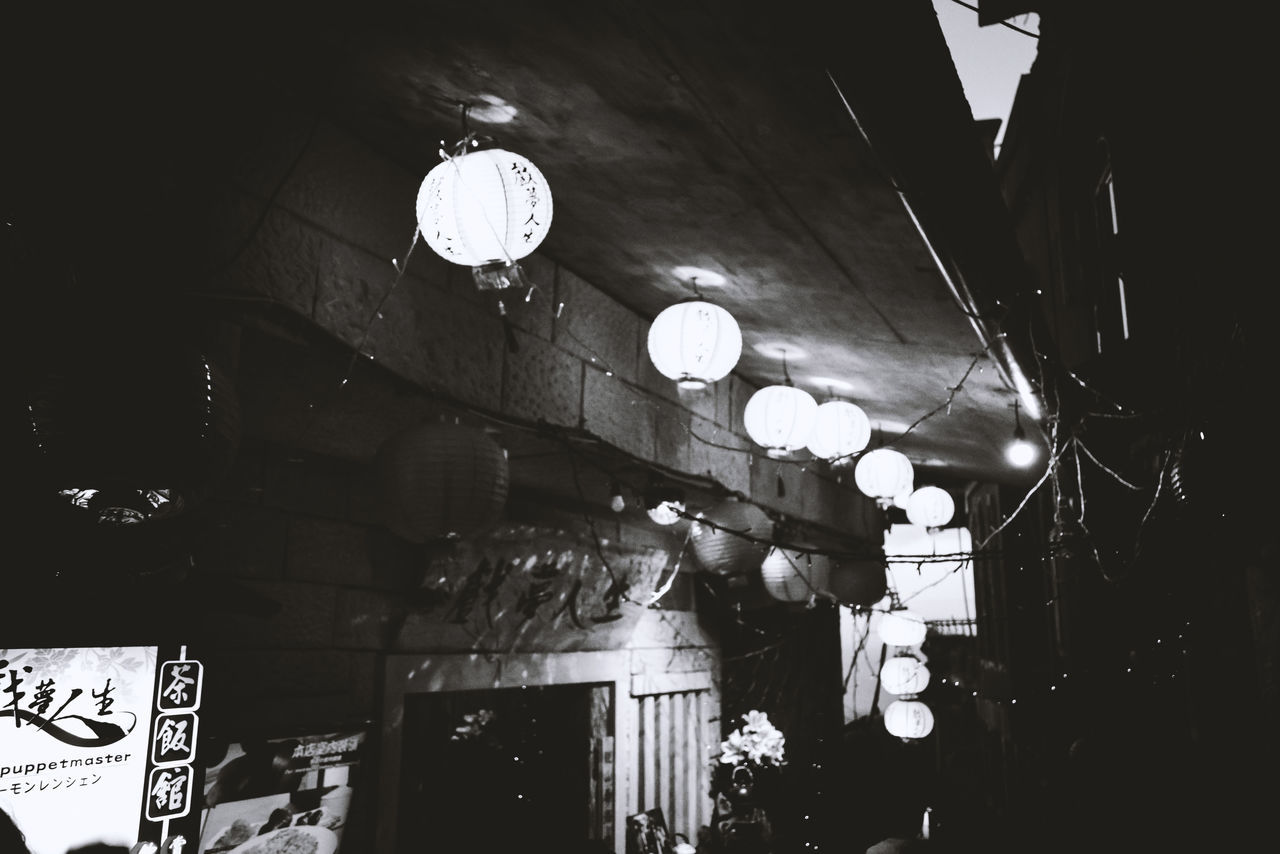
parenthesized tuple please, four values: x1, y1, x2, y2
(609, 481, 626, 513)
(854, 447, 915, 508)
(416, 105, 553, 292)
(806, 399, 872, 465)
(1006, 399, 1037, 467)
(905, 486, 955, 531)
(647, 295, 742, 390)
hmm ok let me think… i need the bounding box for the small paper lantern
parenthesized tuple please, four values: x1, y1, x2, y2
(416, 147, 553, 284)
(884, 700, 935, 739)
(827, 560, 888, 608)
(691, 500, 772, 576)
(880, 655, 932, 696)
(854, 448, 915, 507)
(760, 547, 831, 603)
(877, 608, 927, 646)
(743, 385, 818, 457)
(375, 422, 510, 542)
(647, 299, 742, 390)
(905, 486, 955, 529)
(806, 400, 871, 464)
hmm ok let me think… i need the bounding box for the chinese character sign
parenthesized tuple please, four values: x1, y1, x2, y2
(0, 647, 158, 854)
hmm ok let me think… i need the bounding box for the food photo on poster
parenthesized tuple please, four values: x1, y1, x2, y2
(196, 729, 366, 854)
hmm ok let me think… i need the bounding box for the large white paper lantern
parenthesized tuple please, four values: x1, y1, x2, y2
(647, 299, 742, 390)
(854, 448, 915, 508)
(691, 500, 772, 576)
(884, 699, 935, 739)
(877, 608, 927, 646)
(905, 486, 955, 530)
(416, 148, 553, 284)
(760, 547, 831, 603)
(744, 385, 818, 457)
(806, 400, 872, 464)
(880, 655, 932, 696)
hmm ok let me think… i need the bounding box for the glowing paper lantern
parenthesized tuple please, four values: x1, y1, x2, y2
(827, 560, 888, 608)
(375, 422, 510, 542)
(743, 385, 818, 457)
(647, 299, 742, 390)
(647, 500, 686, 526)
(760, 547, 831, 603)
(880, 655, 932, 696)
(884, 700, 935, 739)
(415, 147, 553, 288)
(806, 400, 872, 464)
(905, 486, 955, 530)
(691, 500, 772, 576)
(854, 448, 915, 508)
(877, 608, 927, 646)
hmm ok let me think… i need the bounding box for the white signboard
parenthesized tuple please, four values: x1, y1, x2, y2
(0, 646, 159, 854)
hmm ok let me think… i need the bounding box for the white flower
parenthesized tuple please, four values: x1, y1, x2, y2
(717, 709, 786, 767)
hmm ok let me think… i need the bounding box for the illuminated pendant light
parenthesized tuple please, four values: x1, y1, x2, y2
(905, 485, 955, 531)
(743, 351, 816, 458)
(884, 699, 935, 740)
(647, 297, 742, 390)
(854, 447, 915, 508)
(1006, 399, 1037, 467)
(806, 399, 871, 465)
(880, 654, 932, 696)
(416, 108, 552, 292)
(877, 607, 927, 646)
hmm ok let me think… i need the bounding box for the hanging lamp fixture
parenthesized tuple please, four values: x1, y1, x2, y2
(647, 277, 742, 391)
(743, 350, 817, 458)
(1006, 399, 1037, 467)
(904, 485, 955, 531)
(806, 397, 872, 465)
(854, 447, 915, 509)
(416, 103, 553, 294)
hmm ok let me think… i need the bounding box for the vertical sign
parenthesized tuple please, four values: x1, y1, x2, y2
(145, 659, 203, 826)
(0, 647, 159, 854)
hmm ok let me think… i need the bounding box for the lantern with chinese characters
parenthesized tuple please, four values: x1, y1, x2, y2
(884, 699, 934, 739)
(806, 400, 871, 465)
(743, 385, 818, 457)
(375, 422, 510, 542)
(854, 448, 915, 508)
(415, 146, 553, 290)
(760, 547, 831, 603)
(647, 299, 742, 390)
(877, 608, 927, 647)
(880, 655, 931, 696)
(690, 500, 772, 576)
(905, 486, 955, 530)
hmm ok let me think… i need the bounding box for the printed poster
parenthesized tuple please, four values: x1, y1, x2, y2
(0, 646, 159, 854)
(197, 728, 366, 854)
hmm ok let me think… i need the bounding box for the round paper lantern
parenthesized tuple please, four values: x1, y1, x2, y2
(905, 486, 955, 529)
(884, 699, 935, 739)
(877, 608, 927, 646)
(690, 500, 772, 576)
(416, 147, 553, 268)
(806, 400, 871, 464)
(880, 655, 932, 696)
(743, 385, 818, 457)
(647, 299, 742, 390)
(826, 560, 888, 608)
(375, 423, 510, 542)
(28, 344, 241, 526)
(760, 547, 831, 603)
(854, 448, 914, 507)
